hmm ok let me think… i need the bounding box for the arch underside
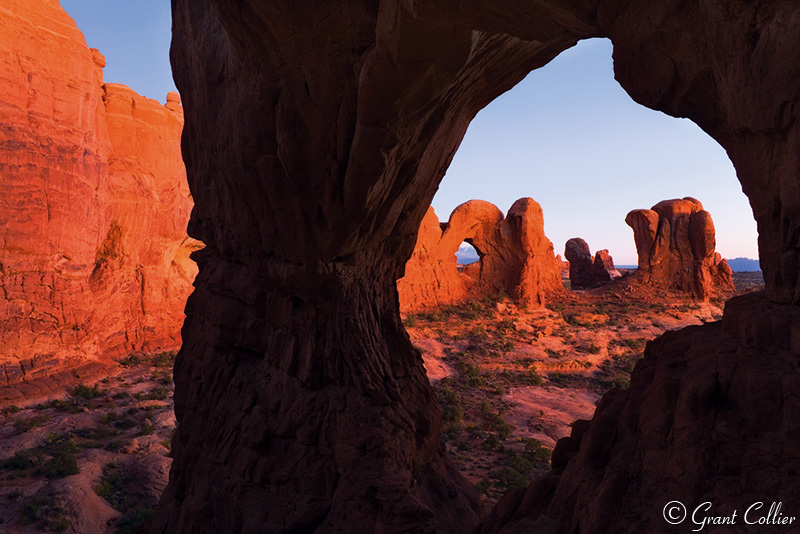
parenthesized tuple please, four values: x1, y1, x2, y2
(152, 1, 800, 532)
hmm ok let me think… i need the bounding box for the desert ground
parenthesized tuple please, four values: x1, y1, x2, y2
(0, 271, 763, 532)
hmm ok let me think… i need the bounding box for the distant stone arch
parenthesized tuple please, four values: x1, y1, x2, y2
(397, 198, 560, 311)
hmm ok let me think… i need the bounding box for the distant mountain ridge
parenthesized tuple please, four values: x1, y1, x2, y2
(455, 243, 480, 265)
(726, 257, 761, 272)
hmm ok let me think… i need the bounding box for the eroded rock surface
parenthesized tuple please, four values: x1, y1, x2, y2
(564, 238, 620, 289)
(398, 199, 561, 311)
(480, 292, 800, 533)
(159, 0, 800, 532)
(626, 198, 734, 299)
(0, 0, 197, 386)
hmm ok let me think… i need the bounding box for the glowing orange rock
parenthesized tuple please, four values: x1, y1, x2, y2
(0, 0, 197, 381)
(398, 198, 561, 311)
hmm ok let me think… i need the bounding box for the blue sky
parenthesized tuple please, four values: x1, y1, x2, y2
(61, 3, 758, 265)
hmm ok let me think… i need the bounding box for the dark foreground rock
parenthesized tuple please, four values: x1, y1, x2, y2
(480, 291, 800, 533)
(156, 0, 800, 532)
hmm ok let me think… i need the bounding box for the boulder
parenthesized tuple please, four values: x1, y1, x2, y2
(398, 198, 561, 311)
(564, 238, 620, 289)
(626, 198, 734, 299)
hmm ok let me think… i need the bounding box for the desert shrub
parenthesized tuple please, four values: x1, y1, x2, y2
(491, 339, 516, 353)
(587, 343, 601, 355)
(115, 507, 155, 534)
(41, 450, 79, 479)
(516, 357, 534, 369)
(482, 433, 500, 450)
(469, 325, 489, 340)
(2, 450, 34, 471)
(523, 438, 552, 462)
(118, 354, 142, 367)
(101, 412, 122, 425)
(441, 404, 463, 425)
(460, 362, 486, 387)
(21, 489, 71, 532)
(545, 348, 561, 358)
(402, 314, 417, 328)
(13, 414, 50, 434)
(73, 383, 102, 399)
(133, 388, 169, 401)
(489, 466, 529, 492)
(96, 463, 157, 534)
(495, 419, 515, 440)
(623, 338, 644, 351)
(50, 398, 83, 413)
(140, 420, 155, 436)
(105, 440, 127, 452)
(39, 434, 79, 479)
(519, 369, 543, 387)
(496, 318, 515, 332)
(113, 417, 138, 430)
(151, 370, 173, 385)
(505, 450, 534, 473)
(150, 351, 175, 368)
(475, 478, 492, 495)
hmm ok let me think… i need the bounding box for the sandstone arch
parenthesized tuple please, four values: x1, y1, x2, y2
(155, 1, 800, 532)
(398, 198, 561, 311)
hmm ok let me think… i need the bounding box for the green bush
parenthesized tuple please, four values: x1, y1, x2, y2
(41, 450, 79, 479)
(118, 354, 142, 367)
(140, 420, 155, 436)
(73, 383, 102, 399)
(489, 466, 529, 491)
(151, 351, 175, 368)
(2, 450, 34, 471)
(133, 388, 169, 401)
(13, 414, 50, 434)
(22, 489, 71, 532)
(482, 433, 500, 450)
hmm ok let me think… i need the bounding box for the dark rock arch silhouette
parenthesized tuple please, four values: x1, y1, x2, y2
(153, 2, 800, 532)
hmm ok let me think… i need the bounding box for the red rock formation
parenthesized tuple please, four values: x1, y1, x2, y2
(0, 0, 196, 385)
(626, 198, 734, 299)
(158, 0, 800, 532)
(564, 238, 619, 289)
(479, 292, 800, 533)
(398, 198, 561, 311)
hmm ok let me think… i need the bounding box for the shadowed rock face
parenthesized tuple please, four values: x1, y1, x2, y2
(626, 198, 734, 299)
(479, 291, 800, 534)
(564, 238, 620, 289)
(398, 199, 561, 311)
(158, 0, 800, 532)
(0, 0, 198, 385)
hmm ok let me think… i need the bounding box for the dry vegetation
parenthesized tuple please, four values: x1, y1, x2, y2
(0, 273, 762, 528)
(402, 271, 758, 507)
(0, 352, 176, 533)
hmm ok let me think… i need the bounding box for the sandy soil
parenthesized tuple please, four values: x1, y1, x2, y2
(0, 272, 763, 530)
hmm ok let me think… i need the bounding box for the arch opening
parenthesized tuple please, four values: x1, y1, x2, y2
(398, 36, 763, 504)
(456, 240, 481, 271)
